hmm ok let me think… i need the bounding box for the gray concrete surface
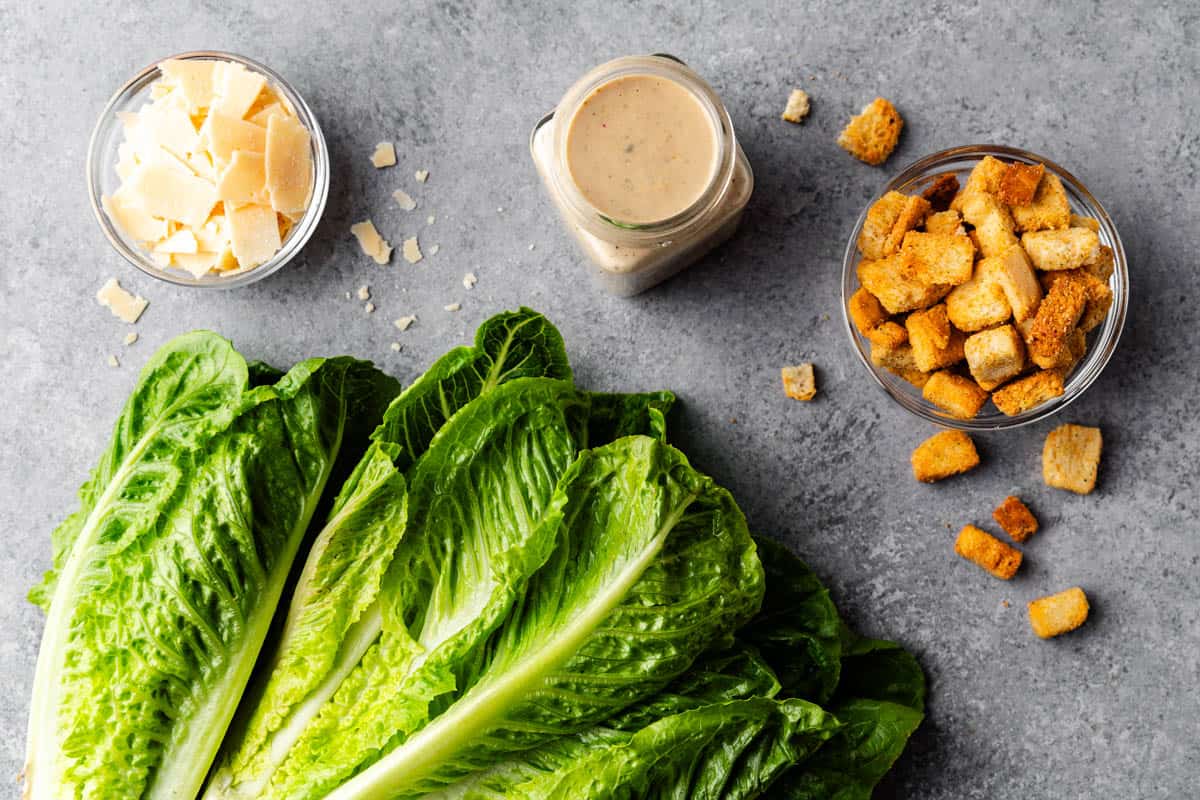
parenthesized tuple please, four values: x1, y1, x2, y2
(2, 1, 1198, 797)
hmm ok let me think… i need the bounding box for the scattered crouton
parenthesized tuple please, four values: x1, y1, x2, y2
(1022, 227, 1101, 271)
(781, 364, 817, 401)
(858, 191, 910, 260)
(1084, 244, 1115, 282)
(901, 231, 975, 286)
(924, 209, 963, 235)
(858, 251, 949, 314)
(997, 162, 1045, 206)
(907, 305, 966, 372)
(955, 524, 1022, 580)
(1028, 587, 1089, 638)
(946, 257, 1012, 331)
(992, 244, 1043, 323)
(912, 430, 980, 482)
(782, 89, 811, 123)
(882, 195, 932, 254)
(837, 97, 904, 166)
(1011, 172, 1071, 232)
(960, 192, 1019, 258)
(964, 324, 1026, 391)
(922, 172, 960, 211)
(1028, 273, 1088, 365)
(1043, 423, 1102, 494)
(923, 370, 989, 419)
(848, 287, 889, 336)
(1070, 213, 1100, 232)
(992, 370, 1065, 416)
(993, 496, 1039, 542)
(866, 320, 909, 348)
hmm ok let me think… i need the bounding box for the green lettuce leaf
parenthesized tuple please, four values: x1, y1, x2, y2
(584, 390, 674, 445)
(24, 340, 398, 800)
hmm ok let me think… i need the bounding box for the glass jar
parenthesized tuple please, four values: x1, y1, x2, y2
(530, 54, 753, 296)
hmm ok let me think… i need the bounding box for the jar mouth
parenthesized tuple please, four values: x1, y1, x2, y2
(549, 55, 737, 242)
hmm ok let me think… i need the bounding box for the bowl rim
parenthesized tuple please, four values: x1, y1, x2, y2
(840, 144, 1129, 431)
(85, 49, 330, 290)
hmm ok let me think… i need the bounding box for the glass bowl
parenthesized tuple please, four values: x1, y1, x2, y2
(841, 145, 1129, 431)
(86, 50, 330, 289)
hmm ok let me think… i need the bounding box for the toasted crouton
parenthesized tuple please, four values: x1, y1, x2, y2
(946, 257, 1013, 331)
(870, 339, 931, 387)
(1022, 227, 1102, 271)
(991, 370, 1065, 416)
(848, 286, 889, 336)
(1011, 172, 1071, 231)
(858, 191, 910, 259)
(923, 370, 989, 419)
(993, 496, 1039, 542)
(866, 320, 909, 348)
(901, 231, 975, 286)
(922, 172, 960, 211)
(1028, 273, 1088, 365)
(1028, 587, 1089, 639)
(955, 524, 1022, 580)
(1084, 244, 1115, 282)
(837, 97, 903, 166)
(997, 162, 1045, 206)
(992, 245, 1043, 323)
(1043, 423, 1102, 494)
(1070, 213, 1100, 232)
(1033, 327, 1087, 374)
(911, 430, 980, 482)
(1079, 279, 1114, 332)
(781, 88, 811, 123)
(781, 364, 817, 401)
(924, 209, 964, 235)
(858, 251, 950, 314)
(882, 195, 932, 254)
(964, 324, 1026, 390)
(960, 192, 1020, 258)
(952, 156, 1007, 206)
(907, 305, 966, 372)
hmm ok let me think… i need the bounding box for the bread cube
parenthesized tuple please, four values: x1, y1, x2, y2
(1079, 277, 1114, 333)
(964, 325, 1025, 390)
(961, 192, 1019, 258)
(858, 251, 950, 314)
(1070, 213, 1100, 232)
(991, 245, 1043, 323)
(781, 364, 817, 401)
(1011, 172, 1071, 231)
(946, 257, 1013, 331)
(882, 194, 932, 254)
(1028, 587, 1089, 639)
(924, 209, 964, 235)
(907, 306, 966, 372)
(901, 231, 975, 286)
(858, 191, 909, 259)
(870, 339, 931, 387)
(991, 370, 1065, 416)
(866, 320, 909, 348)
(921, 172, 960, 211)
(997, 162, 1045, 206)
(1043, 423, 1102, 494)
(1028, 273, 1088, 365)
(837, 97, 904, 166)
(993, 496, 1038, 542)
(1037, 328, 1087, 374)
(1085, 244, 1115, 282)
(923, 370, 989, 419)
(952, 156, 1007, 206)
(911, 430, 980, 482)
(848, 286, 889, 336)
(1022, 227, 1101, 271)
(955, 524, 1022, 580)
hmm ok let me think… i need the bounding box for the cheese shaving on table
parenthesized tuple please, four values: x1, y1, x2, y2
(462, 272, 477, 289)
(107, 355, 120, 368)
(444, 302, 461, 312)
(392, 190, 417, 211)
(402, 237, 423, 264)
(123, 332, 139, 346)
(371, 142, 397, 168)
(393, 316, 415, 331)
(364, 302, 376, 314)
(357, 285, 371, 301)
(415, 169, 429, 183)
(351, 220, 392, 265)
(96, 278, 148, 324)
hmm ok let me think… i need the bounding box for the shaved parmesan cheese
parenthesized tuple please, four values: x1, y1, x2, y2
(371, 142, 397, 168)
(228, 204, 282, 269)
(173, 251, 220, 277)
(102, 194, 168, 242)
(350, 220, 392, 265)
(154, 229, 200, 254)
(217, 150, 267, 205)
(248, 103, 287, 127)
(123, 332, 139, 346)
(97, 278, 148, 324)
(392, 189, 417, 211)
(265, 115, 313, 213)
(393, 315, 415, 331)
(415, 169, 429, 183)
(108, 355, 121, 368)
(142, 106, 200, 158)
(463, 272, 477, 289)
(205, 112, 267, 163)
(194, 216, 229, 252)
(159, 59, 216, 110)
(123, 163, 218, 228)
(444, 302, 461, 312)
(364, 302, 376, 314)
(402, 236, 422, 264)
(213, 61, 267, 119)
(357, 285, 371, 301)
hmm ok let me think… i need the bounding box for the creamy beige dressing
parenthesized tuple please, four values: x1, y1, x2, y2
(565, 74, 718, 225)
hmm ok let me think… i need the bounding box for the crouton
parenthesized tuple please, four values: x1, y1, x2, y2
(866, 320, 909, 348)
(1043, 423, 1102, 494)
(997, 162, 1045, 206)
(1036, 328, 1087, 374)
(869, 339, 931, 387)
(1011, 172, 1071, 232)
(961, 192, 1019, 258)
(882, 195, 932, 254)
(1079, 279, 1113, 332)
(991, 370, 1065, 416)
(1022, 227, 1102, 271)
(924, 209, 964, 235)
(955, 524, 1022, 580)
(992, 244, 1043, 323)
(993, 496, 1038, 542)
(1028, 273, 1088, 365)
(901, 231, 975, 286)
(964, 324, 1026, 390)
(922, 172, 960, 211)
(946, 257, 1013, 331)
(1084, 244, 1115, 282)
(781, 364, 817, 401)
(1070, 213, 1100, 232)
(923, 370, 989, 419)
(781, 88, 811, 123)
(911, 430, 980, 482)
(952, 156, 1007, 206)
(1028, 587, 1089, 639)
(907, 305, 966, 372)
(848, 286, 889, 336)
(858, 251, 950, 314)
(858, 191, 910, 259)
(837, 97, 904, 166)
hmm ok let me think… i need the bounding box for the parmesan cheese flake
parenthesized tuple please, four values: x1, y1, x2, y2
(96, 278, 149, 324)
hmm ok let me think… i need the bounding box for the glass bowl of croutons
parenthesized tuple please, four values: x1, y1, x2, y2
(841, 145, 1128, 430)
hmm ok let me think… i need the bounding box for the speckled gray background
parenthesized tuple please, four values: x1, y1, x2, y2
(2, 1, 1198, 797)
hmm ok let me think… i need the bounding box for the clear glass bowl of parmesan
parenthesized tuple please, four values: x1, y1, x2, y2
(86, 51, 329, 288)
